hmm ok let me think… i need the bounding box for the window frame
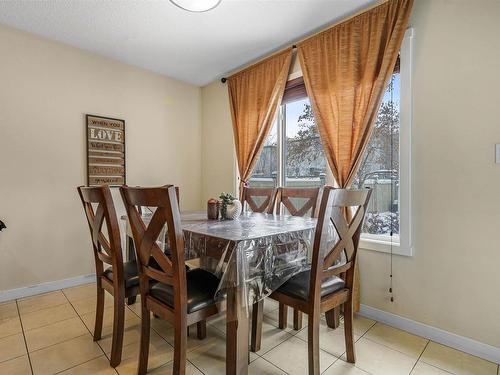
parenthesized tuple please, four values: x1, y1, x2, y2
(359, 27, 413, 257)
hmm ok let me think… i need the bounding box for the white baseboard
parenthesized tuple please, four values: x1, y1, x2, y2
(358, 304, 500, 364)
(0, 274, 96, 303)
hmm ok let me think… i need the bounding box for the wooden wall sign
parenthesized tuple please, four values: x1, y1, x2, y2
(86, 115, 126, 186)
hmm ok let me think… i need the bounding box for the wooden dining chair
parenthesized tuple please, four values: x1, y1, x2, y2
(120, 185, 225, 375)
(252, 187, 371, 374)
(77, 185, 140, 367)
(241, 186, 278, 213)
(251, 187, 321, 351)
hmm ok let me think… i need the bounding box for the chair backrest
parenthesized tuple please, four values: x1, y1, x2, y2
(309, 187, 371, 301)
(241, 186, 277, 213)
(77, 185, 123, 277)
(120, 186, 186, 302)
(274, 187, 320, 217)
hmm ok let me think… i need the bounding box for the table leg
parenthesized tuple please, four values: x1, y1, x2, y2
(226, 285, 249, 375)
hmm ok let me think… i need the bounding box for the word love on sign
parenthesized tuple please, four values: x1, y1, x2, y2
(86, 115, 126, 186)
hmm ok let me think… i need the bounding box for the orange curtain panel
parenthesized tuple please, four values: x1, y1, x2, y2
(297, 0, 413, 310)
(227, 49, 292, 198)
(297, 0, 413, 188)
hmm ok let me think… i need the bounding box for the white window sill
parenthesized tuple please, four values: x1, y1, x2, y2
(360, 235, 412, 256)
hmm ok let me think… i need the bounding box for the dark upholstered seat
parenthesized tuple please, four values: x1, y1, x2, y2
(149, 269, 220, 313)
(277, 270, 345, 301)
(104, 261, 139, 288)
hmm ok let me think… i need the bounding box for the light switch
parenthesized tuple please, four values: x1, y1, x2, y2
(496, 144, 500, 164)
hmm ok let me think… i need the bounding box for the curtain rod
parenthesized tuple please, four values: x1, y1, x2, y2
(220, 0, 388, 83)
(221, 45, 297, 83)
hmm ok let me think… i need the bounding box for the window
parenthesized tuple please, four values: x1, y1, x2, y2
(247, 28, 413, 256)
(248, 80, 327, 190)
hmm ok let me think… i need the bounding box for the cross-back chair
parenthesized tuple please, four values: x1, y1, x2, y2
(120, 185, 225, 375)
(241, 186, 277, 213)
(78, 185, 140, 367)
(253, 187, 371, 374)
(275, 187, 320, 217)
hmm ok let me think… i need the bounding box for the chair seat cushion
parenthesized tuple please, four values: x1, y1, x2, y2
(149, 269, 220, 313)
(103, 261, 139, 289)
(277, 270, 345, 301)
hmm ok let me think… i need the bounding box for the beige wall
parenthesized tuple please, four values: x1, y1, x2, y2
(200, 0, 500, 347)
(0, 25, 202, 291)
(200, 79, 236, 204)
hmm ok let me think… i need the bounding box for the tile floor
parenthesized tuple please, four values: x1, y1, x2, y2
(0, 283, 498, 375)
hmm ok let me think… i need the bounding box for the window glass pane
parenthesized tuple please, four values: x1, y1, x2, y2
(248, 119, 278, 188)
(354, 73, 400, 236)
(284, 98, 327, 188)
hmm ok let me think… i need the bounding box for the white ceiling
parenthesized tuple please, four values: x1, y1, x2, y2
(0, 0, 374, 86)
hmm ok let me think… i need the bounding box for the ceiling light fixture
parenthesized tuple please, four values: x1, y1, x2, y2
(170, 0, 221, 12)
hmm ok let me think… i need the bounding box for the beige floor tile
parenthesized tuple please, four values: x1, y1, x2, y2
(126, 297, 142, 316)
(187, 328, 229, 374)
(262, 336, 337, 375)
(0, 333, 27, 363)
(353, 314, 376, 336)
(63, 283, 97, 302)
(0, 355, 32, 375)
(58, 355, 116, 374)
(21, 303, 77, 331)
(80, 305, 140, 331)
(71, 293, 114, 316)
(30, 334, 103, 375)
(263, 299, 279, 314)
(421, 341, 498, 375)
(115, 340, 174, 375)
(0, 315, 22, 339)
(343, 337, 416, 375)
(206, 313, 226, 334)
(322, 359, 370, 374)
(264, 306, 308, 333)
(163, 322, 224, 353)
(411, 361, 454, 374)
(364, 323, 429, 358)
(253, 316, 294, 355)
(296, 320, 360, 358)
(18, 291, 68, 315)
(25, 317, 88, 352)
(98, 319, 141, 354)
(148, 360, 203, 374)
(0, 301, 19, 320)
(248, 358, 287, 374)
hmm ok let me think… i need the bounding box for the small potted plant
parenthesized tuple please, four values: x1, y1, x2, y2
(219, 193, 242, 220)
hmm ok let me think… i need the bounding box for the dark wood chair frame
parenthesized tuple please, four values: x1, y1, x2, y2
(252, 187, 371, 374)
(120, 185, 225, 375)
(241, 186, 277, 213)
(78, 185, 139, 368)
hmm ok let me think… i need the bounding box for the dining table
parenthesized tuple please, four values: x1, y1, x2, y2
(122, 211, 322, 375)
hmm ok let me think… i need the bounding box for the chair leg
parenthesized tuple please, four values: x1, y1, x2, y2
(293, 309, 303, 330)
(325, 307, 340, 329)
(344, 300, 356, 363)
(137, 302, 151, 375)
(250, 300, 263, 352)
(126, 296, 137, 305)
(308, 310, 321, 375)
(278, 303, 288, 329)
(93, 285, 104, 341)
(173, 314, 187, 375)
(110, 292, 125, 368)
(197, 320, 207, 340)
